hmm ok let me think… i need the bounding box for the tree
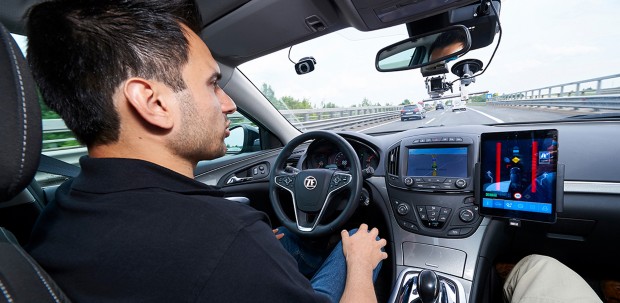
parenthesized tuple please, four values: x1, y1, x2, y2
(360, 97, 372, 107)
(322, 101, 337, 108)
(402, 99, 411, 105)
(261, 83, 277, 103)
(281, 96, 313, 109)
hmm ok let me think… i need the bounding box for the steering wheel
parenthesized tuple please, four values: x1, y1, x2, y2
(269, 130, 362, 237)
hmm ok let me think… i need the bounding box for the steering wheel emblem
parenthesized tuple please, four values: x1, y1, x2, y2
(304, 176, 317, 190)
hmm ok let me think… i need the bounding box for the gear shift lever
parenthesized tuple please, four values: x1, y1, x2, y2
(417, 269, 440, 303)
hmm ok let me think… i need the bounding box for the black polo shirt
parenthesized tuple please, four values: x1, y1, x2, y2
(26, 157, 330, 303)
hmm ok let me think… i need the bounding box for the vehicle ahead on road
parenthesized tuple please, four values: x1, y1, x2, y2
(452, 99, 467, 112)
(400, 104, 426, 121)
(436, 103, 444, 110)
(2, 0, 620, 303)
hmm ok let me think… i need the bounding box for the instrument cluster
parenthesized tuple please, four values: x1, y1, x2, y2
(304, 138, 380, 171)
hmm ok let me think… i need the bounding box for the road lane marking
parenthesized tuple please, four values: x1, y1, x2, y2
(467, 107, 504, 123)
(425, 118, 436, 124)
(358, 119, 398, 132)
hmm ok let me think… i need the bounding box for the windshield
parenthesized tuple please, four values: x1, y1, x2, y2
(240, 0, 620, 134)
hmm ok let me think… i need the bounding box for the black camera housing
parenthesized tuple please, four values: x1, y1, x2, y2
(295, 57, 316, 75)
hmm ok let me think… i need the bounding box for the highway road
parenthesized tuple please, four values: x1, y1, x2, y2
(357, 104, 592, 134)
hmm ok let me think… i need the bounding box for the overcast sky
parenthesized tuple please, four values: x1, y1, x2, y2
(240, 0, 620, 107)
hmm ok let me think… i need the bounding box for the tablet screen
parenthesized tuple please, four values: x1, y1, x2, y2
(479, 129, 558, 223)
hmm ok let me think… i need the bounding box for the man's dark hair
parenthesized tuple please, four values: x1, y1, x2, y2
(26, 0, 202, 146)
(428, 29, 468, 59)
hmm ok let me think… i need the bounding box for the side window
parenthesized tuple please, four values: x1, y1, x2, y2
(11, 33, 84, 186)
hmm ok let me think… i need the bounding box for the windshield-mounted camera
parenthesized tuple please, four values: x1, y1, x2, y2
(426, 75, 452, 98)
(295, 56, 317, 75)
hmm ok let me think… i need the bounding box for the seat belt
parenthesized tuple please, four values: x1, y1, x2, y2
(38, 154, 80, 178)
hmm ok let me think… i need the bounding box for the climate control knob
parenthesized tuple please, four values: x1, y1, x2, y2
(397, 203, 410, 216)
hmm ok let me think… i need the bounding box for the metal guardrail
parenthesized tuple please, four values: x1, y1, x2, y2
(292, 111, 400, 131)
(487, 95, 620, 111)
(498, 74, 620, 100)
(41, 106, 404, 161)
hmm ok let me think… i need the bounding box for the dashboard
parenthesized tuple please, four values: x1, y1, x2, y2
(211, 119, 620, 303)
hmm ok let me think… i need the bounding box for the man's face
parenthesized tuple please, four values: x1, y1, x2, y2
(430, 42, 464, 62)
(167, 29, 236, 163)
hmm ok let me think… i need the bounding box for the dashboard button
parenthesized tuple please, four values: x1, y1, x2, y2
(404, 177, 414, 186)
(438, 215, 448, 222)
(417, 206, 426, 213)
(448, 229, 460, 236)
(440, 208, 451, 215)
(456, 137, 463, 142)
(397, 204, 410, 216)
(401, 220, 418, 231)
(428, 210, 438, 217)
(459, 209, 475, 222)
(426, 206, 439, 211)
(455, 179, 467, 189)
(460, 227, 472, 234)
(419, 213, 428, 221)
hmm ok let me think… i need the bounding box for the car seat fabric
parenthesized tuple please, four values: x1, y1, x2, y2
(0, 22, 71, 303)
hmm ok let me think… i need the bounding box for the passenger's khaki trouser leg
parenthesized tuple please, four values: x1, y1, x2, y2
(503, 254, 603, 303)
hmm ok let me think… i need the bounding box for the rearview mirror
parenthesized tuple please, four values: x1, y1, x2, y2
(375, 25, 471, 72)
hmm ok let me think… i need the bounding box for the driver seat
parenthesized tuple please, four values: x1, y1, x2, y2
(0, 23, 71, 302)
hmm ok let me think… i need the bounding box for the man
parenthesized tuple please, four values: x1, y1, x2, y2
(504, 255, 602, 303)
(428, 29, 468, 62)
(24, 0, 387, 302)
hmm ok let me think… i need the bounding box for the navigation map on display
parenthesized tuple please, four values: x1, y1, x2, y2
(407, 147, 468, 177)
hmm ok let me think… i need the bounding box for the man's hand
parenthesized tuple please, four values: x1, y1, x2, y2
(341, 224, 387, 272)
(272, 228, 284, 240)
(340, 223, 387, 303)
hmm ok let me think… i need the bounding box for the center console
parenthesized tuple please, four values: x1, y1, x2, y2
(386, 133, 482, 238)
(384, 129, 563, 303)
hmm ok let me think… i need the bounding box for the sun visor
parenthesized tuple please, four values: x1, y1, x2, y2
(334, 0, 480, 31)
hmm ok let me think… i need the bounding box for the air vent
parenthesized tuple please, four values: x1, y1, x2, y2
(387, 145, 400, 176)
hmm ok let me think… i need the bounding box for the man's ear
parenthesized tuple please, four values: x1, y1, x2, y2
(123, 78, 174, 130)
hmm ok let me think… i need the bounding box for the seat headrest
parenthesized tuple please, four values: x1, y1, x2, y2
(0, 23, 42, 202)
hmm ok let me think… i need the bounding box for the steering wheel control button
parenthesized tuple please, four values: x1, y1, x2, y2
(276, 176, 295, 189)
(330, 174, 351, 190)
(459, 209, 475, 222)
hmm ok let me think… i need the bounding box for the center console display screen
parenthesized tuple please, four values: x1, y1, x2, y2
(478, 129, 558, 223)
(407, 147, 468, 177)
